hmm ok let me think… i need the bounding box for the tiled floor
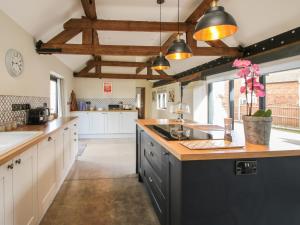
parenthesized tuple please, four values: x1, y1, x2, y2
(40, 138, 160, 225)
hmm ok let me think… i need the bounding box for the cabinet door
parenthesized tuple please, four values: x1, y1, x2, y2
(63, 127, 71, 172)
(76, 112, 90, 134)
(0, 161, 13, 225)
(13, 146, 37, 225)
(89, 113, 106, 134)
(54, 130, 64, 184)
(37, 136, 57, 218)
(120, 112, 138, 133)
(106, 112, 120, 134)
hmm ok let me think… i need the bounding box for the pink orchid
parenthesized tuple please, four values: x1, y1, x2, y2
(233, 59, 252, 68)
(252, 64, 260, 75)
(240, 86, 246, 94)
(237, 67, 250, 78)
(233, 59, 265, 116)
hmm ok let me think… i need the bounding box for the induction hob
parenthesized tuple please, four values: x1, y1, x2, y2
(146, 124, 224, 141)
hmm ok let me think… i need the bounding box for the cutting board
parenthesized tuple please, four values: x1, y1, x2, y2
(180, 140, 244, 150)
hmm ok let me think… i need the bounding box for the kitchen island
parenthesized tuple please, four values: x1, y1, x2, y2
(136, 119, 300, 225)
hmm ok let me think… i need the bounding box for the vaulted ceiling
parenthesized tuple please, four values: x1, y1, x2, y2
(1, 0, 300, 78)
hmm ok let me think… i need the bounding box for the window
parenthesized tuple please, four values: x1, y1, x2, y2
(265, 69, 300, 130)
(50, 76, 58, 114)
(157, 92, 167, 110)
(50, 74, 63, 117)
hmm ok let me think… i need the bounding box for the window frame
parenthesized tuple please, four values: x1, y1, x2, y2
(157, 92, 168, 110)
(50, 75, 58, 115)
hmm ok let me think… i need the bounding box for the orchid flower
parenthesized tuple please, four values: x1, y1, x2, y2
(233, 59, 265, 116)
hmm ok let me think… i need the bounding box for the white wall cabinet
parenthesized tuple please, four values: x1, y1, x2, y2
(71, 111, 137, 138)
(0, 146, 38, 225)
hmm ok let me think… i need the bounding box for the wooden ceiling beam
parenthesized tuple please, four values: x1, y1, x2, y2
(39, 43, 241, 56)
(47, 29, 81, 44)
(206, 40, 229, 48)
(74, 72, 174, 80)
(186, 0, 214, 23)
(87, 60, 150, 67)
(82, 29, 93, 45)
(81, 0, 97, 20)
(64, 18, 189, 32)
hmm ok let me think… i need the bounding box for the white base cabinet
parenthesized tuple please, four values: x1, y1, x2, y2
(0, 119, 78, 225)
(0, 146, 38, 225)
(71, 111, 138, 138)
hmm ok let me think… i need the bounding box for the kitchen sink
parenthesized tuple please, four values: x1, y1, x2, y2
(0, 131, 43, 154)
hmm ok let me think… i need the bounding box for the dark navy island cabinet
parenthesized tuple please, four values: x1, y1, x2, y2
(136, 126, 300, 225)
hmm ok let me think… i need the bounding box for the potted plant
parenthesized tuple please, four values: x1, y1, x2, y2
(233, 59, 272, 145)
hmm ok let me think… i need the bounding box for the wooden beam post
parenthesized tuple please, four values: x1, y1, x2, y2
(81, 0, 97, 20)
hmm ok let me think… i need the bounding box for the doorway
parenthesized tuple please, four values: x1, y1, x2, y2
(136, 87, 146, 119)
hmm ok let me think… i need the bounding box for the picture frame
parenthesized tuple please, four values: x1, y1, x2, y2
(103, 81, 113, 95)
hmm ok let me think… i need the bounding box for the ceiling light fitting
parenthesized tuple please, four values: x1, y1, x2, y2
(166, 0, 193, 60)
(193, 0, 238, 41)
(152, 0, 170, 70)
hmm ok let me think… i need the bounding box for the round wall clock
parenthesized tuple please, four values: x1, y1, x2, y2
(5, 49, 24, 77)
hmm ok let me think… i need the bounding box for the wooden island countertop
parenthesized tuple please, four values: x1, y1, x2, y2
(137, 119, 300, 161)
(0, 117, 77, 166)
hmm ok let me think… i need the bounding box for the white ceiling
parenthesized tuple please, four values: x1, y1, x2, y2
(0, 0, 300, 74)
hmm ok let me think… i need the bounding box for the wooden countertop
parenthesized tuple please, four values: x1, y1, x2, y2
(0, 117, 77, 166)
(137, 119, 300, 161)
(72, 110, 138, 112)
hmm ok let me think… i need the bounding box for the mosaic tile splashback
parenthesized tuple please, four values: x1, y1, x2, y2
(0, 95, 49, 124)
(77, 98, 136, 109)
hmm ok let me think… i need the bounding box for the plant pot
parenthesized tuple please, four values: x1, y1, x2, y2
(242, 115, 272, 145)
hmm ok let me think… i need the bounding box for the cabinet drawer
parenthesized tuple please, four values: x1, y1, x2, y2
(143, 158, 166, 225)
(142, 133, 163, 177)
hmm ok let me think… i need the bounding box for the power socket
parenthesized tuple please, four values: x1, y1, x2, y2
(12, 104, 30, 111)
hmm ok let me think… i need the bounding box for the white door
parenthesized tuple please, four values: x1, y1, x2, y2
(106, 112, 120, 134)
(63, 127, 71, 172)
(75, 112, 90, 134)
(13, 146, 37, 225)
(89, 113, 106, 134)
(0, 161, 13, 225)
(120, 112, 138, 133)
(37, 136, 57, 218)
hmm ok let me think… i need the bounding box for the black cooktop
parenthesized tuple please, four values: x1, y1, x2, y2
(146, 124, 224, 141)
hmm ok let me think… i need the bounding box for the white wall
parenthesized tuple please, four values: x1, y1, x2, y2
(73, 78, 153, 118)
(0, 10, 73, 115)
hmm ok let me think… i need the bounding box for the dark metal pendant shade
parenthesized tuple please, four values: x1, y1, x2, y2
(193, 6, 238, 41)
(166, 37, 193, 60)
(151, 52, 170, 70)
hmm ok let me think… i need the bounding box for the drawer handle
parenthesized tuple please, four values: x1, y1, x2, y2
(163, 152, 169, 156)
(148, 176, 153, 183)
(48, 137, 53, 142)
(74, 132, 77, 135)
(74, 124, 77, 127)
(7, 163, 14, 170)
(149, 151, 154, 157)
(64, 127, 69, 131)
(15, 159, 21, 165)
(74, 139, 77, 141)
(150, 142, 154, 147)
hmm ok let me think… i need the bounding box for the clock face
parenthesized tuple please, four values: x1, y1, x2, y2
(5, 49, 24, 77)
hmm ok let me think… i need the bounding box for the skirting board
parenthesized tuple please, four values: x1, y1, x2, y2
(79, 133, 135, 139)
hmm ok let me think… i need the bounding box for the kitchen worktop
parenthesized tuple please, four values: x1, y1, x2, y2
(137, 119, 300, 161)
(0, 117, 77, 165)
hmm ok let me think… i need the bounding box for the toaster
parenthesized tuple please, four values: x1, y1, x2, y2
(27, 107, 50, 125)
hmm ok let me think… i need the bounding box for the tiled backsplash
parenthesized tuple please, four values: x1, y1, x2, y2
(0, 95, 49, 124)
(77, 98, 136, 109)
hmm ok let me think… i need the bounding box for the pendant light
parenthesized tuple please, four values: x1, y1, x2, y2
(193, 0, 238, 41)
(166, 0, 192, 60)
(152, 1, 170, 70)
